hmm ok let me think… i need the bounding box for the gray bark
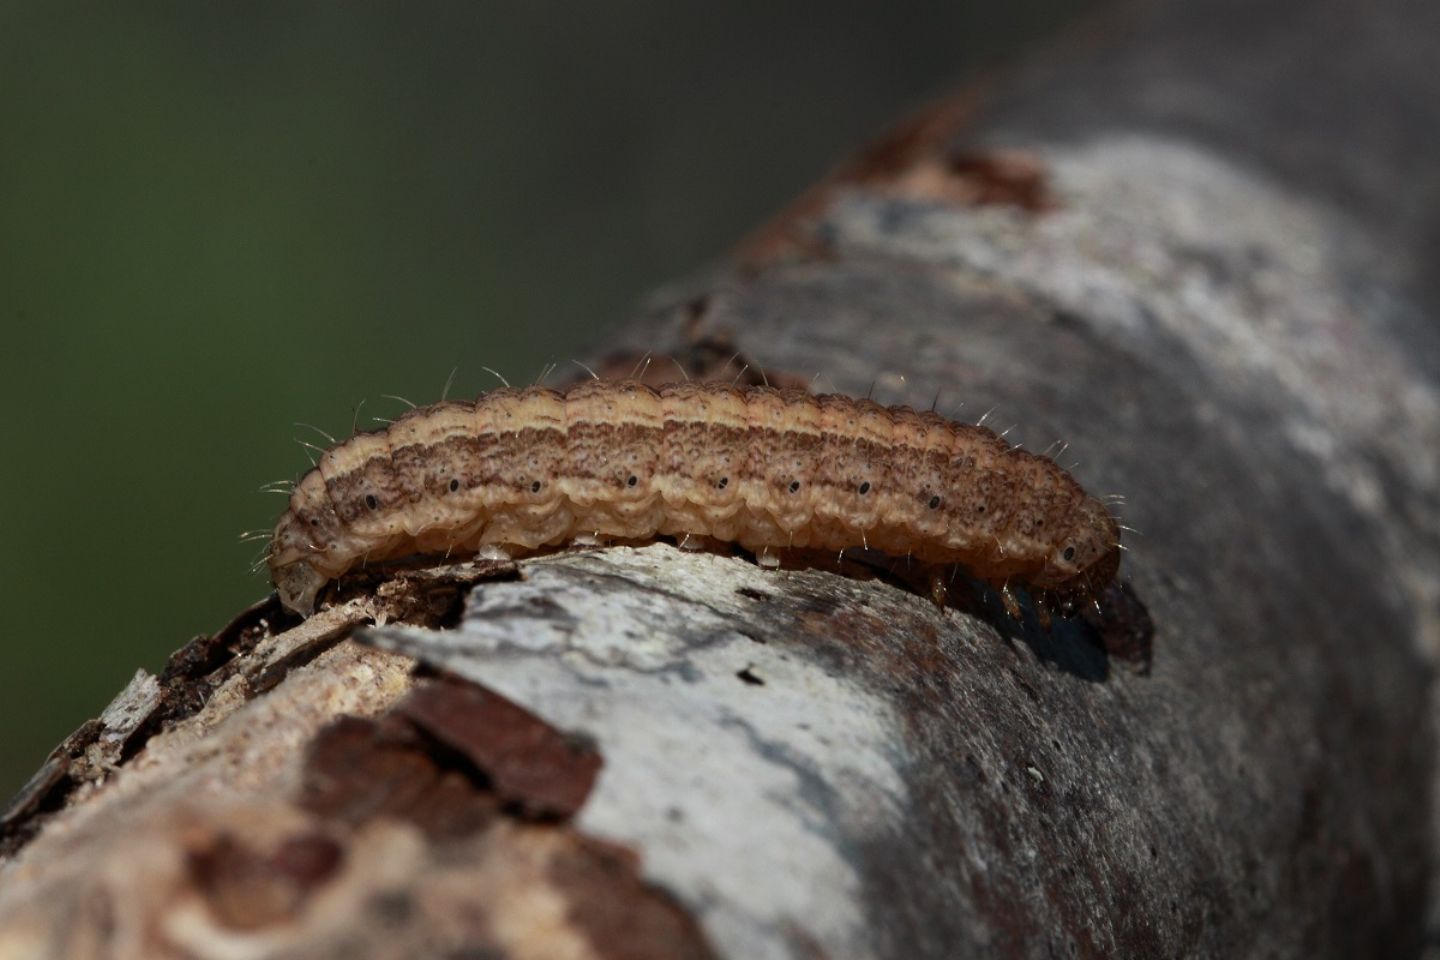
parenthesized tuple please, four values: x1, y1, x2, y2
(3, 0, 1438, 957)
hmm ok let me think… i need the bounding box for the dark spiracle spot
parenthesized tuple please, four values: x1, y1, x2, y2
(789, 481, 801, 494)
(365, 494, 379, 511)
(310, 518, 320, 526)
(976, 503, 986, 514)
(627, 475, 638, 487)
(449, 478, 460, 493)
(928, 495, 942, 510)
(858, 481, 871, 495)
(717, 476, 729, 490)
(1063, 545, 1076, 562)
(530, 480, 542, 493)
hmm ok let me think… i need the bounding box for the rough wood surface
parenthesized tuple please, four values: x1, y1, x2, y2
(3, 0, 1439, 957)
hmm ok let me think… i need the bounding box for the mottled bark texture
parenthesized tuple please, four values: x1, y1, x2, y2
(3, 0, 1439, 957)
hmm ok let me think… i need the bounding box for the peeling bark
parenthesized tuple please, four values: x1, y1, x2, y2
(3, 0, 1439, 957)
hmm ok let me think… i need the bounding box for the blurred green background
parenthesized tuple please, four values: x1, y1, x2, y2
(0, 2, 1090, 799)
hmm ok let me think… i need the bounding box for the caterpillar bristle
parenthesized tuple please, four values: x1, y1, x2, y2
(480, 366, 511, 388)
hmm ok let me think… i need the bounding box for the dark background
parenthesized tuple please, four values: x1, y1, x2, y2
(0, 2, 1092, 799)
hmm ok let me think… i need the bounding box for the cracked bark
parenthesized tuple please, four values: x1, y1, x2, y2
(3, 0, 1438, 957)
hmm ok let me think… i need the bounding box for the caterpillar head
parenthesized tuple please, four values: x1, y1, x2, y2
(268, 470, 342, 615)
(1031, 496, 1122, 602)
(271, 557, 328, 616)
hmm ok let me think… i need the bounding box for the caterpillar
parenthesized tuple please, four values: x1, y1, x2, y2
(266, 380, 1121, 619)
